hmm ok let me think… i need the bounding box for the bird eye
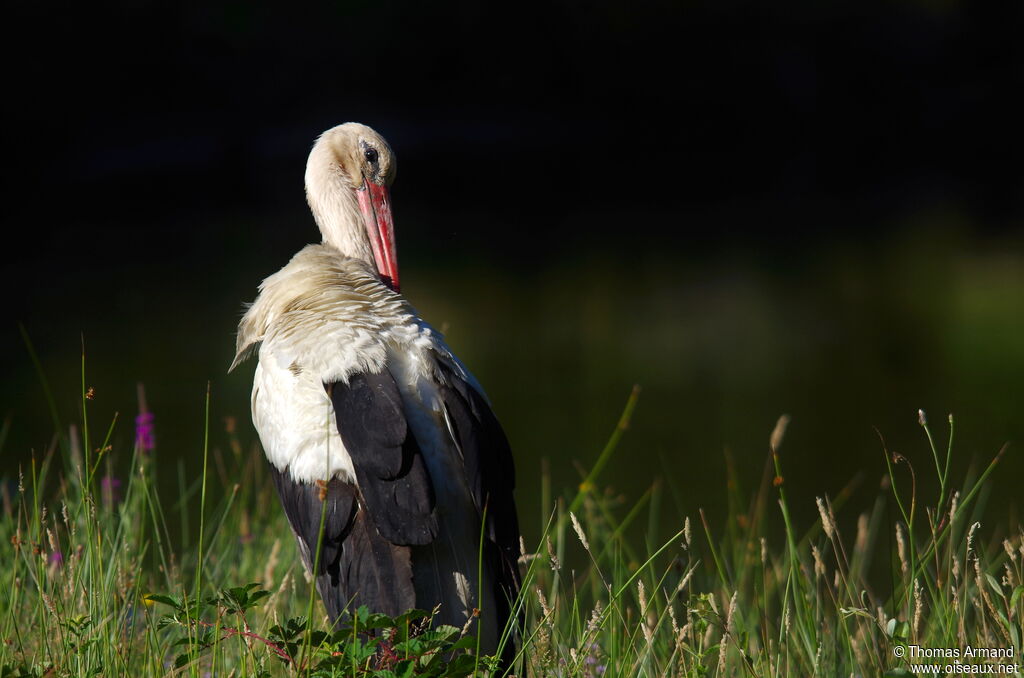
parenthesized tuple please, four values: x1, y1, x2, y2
(364, 147, 379, 164)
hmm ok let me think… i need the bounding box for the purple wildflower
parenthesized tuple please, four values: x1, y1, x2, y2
(136, 411, 155, 452)
(582, 642, 606, 677)
(49, 550, 63, 566)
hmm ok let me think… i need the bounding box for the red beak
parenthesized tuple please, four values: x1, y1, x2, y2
(356, 179, 400, 292)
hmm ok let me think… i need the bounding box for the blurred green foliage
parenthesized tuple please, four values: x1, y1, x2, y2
(4, 219, 1023, 548)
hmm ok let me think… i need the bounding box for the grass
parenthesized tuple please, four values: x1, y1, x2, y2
(1, 353, 1022, 677)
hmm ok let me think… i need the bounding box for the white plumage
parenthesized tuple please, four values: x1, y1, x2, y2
(234, 245, 452, 482)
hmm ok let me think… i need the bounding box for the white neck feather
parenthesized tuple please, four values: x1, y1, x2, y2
(304, 142, 374, 267)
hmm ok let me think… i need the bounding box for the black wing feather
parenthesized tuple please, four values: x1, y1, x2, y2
(328, 371, 438, 546)
(268, 464, 416, 619)
(435, 360, 523, 659)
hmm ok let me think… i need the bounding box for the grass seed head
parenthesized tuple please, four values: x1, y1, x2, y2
(816, 497, 835, 540)
(677, 565, 696, 593)
(536, 587, 552, 620)
(718, 591, 738, 669)
(896, 523, 909, 575)
(586, 601, 603, 635)
(967, 521, 981, 560)
(642, 613, 655, 647)
(546, 535, 560, 572)
(913, 579, 923, 639)
(812, 545, 826, 579)
(570, 512, 591, 553)
(770, 414, 790, 453)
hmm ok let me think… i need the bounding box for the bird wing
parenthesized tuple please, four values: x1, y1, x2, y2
(327, 370, 439, 546)
(433, 358, 523, 642)
(267, 368, 438, 620)
(268, 464, 417, 619)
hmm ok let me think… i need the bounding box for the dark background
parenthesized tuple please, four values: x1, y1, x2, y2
(3, 1, 1023, 543)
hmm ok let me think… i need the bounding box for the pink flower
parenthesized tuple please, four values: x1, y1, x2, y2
(136, 412, 155, 452)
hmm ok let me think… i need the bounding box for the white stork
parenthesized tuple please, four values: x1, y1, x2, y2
(230, 123, 521, 659)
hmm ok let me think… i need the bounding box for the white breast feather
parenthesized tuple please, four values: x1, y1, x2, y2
(235, 244, 455, 484)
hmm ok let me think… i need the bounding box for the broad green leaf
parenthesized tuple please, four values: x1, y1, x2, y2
(144, 594, 180, 609)
(1010, 586, 1023, 610)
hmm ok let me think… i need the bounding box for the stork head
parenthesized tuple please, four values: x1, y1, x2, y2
(305, 123, 400, 291)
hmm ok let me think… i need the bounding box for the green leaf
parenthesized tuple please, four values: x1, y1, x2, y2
(1010, 586, 1024, 611)
(247, 589, 271, 606)
(392, 661, 417, 678)
(272, 616, 307, 641)
(359, 612, 397, 630)
(394, 638, 425, 656)
(307, 630, 330, 648)
(145, 594, 181, 609)
(59, 615, 94, 638)
(891, 620, 910, 642)
(448, 635, 479, 652)
(416, 625, 459, 646)
(439, 654, 478, 677)
(156, 615, 179, 630)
